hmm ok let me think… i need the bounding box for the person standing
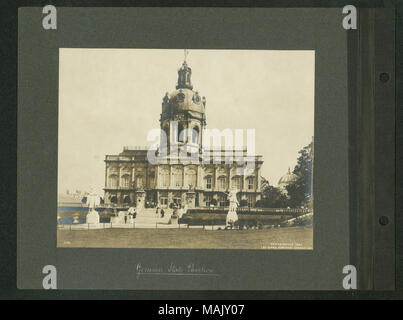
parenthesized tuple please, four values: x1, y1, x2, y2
(128, 206, 136, 220)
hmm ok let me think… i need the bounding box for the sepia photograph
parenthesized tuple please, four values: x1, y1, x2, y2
(57, 48, 315, 249)
(12, 4, 397, 295)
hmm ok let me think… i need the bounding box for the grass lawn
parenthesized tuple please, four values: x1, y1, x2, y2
(57, 226, 313, 249)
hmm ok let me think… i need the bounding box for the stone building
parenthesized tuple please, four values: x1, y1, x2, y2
(104, 58, 263, 209)
(278, 167, 298, 195)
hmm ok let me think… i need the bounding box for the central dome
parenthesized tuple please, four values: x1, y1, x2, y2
(160, 60, 206, 123)
(170, 88, 205, 113)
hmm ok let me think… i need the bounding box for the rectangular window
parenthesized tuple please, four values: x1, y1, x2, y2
(206, 177, 212, 189)
(161, 173, 169, 187)
(248, 178, 254, 190)
(205, 195, 212, 206)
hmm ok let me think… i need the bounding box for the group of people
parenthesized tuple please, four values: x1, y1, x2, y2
(155, 205, 165, 218)
(113, 207, 137, 224)
(113, 202, 185, 223)
(145, 201, 158, 208)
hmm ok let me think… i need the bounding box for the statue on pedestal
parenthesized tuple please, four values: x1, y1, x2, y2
(86, 188, 101, 225)
(225, 188, 239, 227)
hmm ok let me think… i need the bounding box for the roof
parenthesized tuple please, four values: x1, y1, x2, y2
(278, 168, 298, 185)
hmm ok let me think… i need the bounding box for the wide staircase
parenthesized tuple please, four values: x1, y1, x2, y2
(134, 208, 172, 225)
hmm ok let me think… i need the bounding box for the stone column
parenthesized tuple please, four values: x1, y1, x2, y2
(227, 165, 231, 191)
(197, 166, 202, 188)
(156, 165, 160, 188)
(132, 166, 135, 184)
(169, 165, 173, 188)
(214, 166, 218, 191)
(105, 164, 109, 189)
(183, 165, 186, 189)
(117, 191, 122, 204)
(118, 165, 121, 188)
(168, 192, 173, 206)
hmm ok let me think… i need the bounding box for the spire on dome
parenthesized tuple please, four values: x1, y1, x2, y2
(176, 50, 193, 90)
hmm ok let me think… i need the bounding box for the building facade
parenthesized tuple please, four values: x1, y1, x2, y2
(104, 59, 263, 209)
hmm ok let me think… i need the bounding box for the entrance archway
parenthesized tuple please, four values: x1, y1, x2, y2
(123, 196, 130, 204)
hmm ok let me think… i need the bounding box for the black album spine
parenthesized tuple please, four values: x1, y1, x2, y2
(350, 8, 395, 290)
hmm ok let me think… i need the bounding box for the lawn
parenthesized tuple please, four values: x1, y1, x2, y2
(57, 227, 313, 249)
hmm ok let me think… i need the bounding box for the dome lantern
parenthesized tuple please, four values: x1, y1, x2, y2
(159, 54, 206, 155)
(176, 61, 193, 90)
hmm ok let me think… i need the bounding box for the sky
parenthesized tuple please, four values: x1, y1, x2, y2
(58, 49, 314, 195)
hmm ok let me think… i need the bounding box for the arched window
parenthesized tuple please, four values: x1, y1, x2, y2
(108, 174, 118, 188)
(178, 124, 185, 142)
(173, 170, 183, 187)
(123, 195, 130, 204)
(110, 195, 117, 204)
(136, 176, 144, 189)
(218, 176, 226, 190)
(186, 169, 197, 189)
(121, 174, 130, 188)
(148, 172, 155, 187)
(161, 127, 169, 147)
(232, 176, 242, 190)
(191, 126, 199, 144)
(160, 169, 169, 187)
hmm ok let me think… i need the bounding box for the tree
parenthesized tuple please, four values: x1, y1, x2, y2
(286, 142, 313, 208)
(259, 177, 289, 208)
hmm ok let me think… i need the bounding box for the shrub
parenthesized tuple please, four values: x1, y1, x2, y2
(239, 200, 248, 207)
(179, 213, 285, 226)
(255, 200, 263, 208)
